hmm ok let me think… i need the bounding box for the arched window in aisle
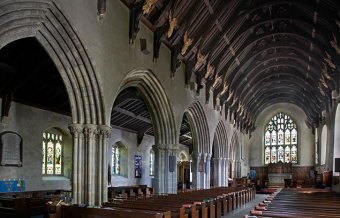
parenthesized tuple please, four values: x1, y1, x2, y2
(42, 130, 63, 175)
(264, 113, 298, 164)
(149, 148, 155, 176)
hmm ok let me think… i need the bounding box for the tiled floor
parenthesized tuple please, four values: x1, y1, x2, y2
(222, 194, 268, 218)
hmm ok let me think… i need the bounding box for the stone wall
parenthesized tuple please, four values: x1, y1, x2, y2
(0, 101, 72, 191)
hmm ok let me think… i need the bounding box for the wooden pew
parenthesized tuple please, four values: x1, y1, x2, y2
(250, 188, 340, 218)
(62, 206, 170, 218)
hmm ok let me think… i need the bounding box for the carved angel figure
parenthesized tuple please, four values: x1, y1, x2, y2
(181, 31, 193, 56)
(194, 52, 207, 70)
(321, 62, 332, 80)
(143, 0, 157, 15)
(324, 52, 336, 70)
(167, 11, 177, 38)
(220, 82, 229, 96)
(330, 34, 340, 54)
(212, 74, 222, 89)
(204, 64, 215, 80)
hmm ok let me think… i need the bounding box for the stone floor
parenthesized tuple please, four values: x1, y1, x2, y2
(222, 194, 268, 218)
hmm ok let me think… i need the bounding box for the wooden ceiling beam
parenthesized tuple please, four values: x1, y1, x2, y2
(114, 106, 152, 124)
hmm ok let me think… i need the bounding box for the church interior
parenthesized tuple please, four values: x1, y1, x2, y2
(0, 0, 340, 217)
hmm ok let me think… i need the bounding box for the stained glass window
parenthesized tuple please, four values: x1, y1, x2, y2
(149, 149, 155, 176)
(112, 146, 120, 175)
(264, 112, 298, 164)
(42, 131, 63, 175)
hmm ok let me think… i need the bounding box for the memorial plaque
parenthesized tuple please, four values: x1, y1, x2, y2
(0, 131, 23, 166)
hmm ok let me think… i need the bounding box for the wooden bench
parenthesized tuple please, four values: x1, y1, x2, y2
(250, 188, 340, 217)
(62, 206, 170, 218)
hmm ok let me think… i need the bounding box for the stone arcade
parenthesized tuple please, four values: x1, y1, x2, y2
(0, 0, 339, 212)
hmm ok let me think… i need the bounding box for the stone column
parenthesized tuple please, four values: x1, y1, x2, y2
(225, 158, 230, 186)
(214, 157, 223, 187)
(205, 153, 211, 189)
(236, 160, 242, 178)
(97, 125, 112, 205)
(69, 124, 84, 204)
(153, 144, 178, 194)
(191, 153, 201, 190)
(231, 159, 235, 178)
(221, 158, 226, 186)
(83, 124, 97, 205)
(69, 124, 112, 206)
(200, 153, 206, 189)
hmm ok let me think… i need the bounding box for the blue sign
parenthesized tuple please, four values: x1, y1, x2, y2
(0, 179, 25, 192)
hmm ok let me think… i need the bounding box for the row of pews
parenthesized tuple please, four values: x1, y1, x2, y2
(63, 186, 256, 218)
(0, 190, 70, 217)
(249, 188, 340, 218)
(108, 185, 153, 200)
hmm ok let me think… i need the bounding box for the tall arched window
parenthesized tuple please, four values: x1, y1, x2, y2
(111, 142, 128, 177)
(149, 149, 155, 176)
(264, 112, 298, 164)
(112, 146, 120, 175)
(42, 131, 63, 175)
(321, 125, 327, 165)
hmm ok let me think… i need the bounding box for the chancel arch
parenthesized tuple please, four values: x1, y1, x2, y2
(113, 69, 177, 194)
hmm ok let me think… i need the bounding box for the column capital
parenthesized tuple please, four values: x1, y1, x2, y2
(205, 153, 212, 161)
(83, 124, 98, 137)
(98, 125, 112, 138)
(69, 123, 84, 136)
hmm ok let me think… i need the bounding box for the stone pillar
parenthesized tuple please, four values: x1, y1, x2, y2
(153, 144, 178, 194)
(205, 153, 211, 189)
(231, 160, 235, 178)
(69, 124, 112, 206)
(213, 157, 223, 187)
(69, 124, 84, 204)
(221, 158, 226, 186)
(83, 124, 97, 205)
(236, 160, 242, 178)
(97, 125, 112, 205)
(200, 153, 206, 189)
(225, 158, 230, 186)
(191, 153, 201, 189)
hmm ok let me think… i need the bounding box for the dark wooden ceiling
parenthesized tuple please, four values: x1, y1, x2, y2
(0, 38, 70, 117)
(123, 0, 340, 133)
(1, 1, 339, 138)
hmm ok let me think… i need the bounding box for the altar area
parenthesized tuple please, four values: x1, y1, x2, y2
(266, 162, 292, 187)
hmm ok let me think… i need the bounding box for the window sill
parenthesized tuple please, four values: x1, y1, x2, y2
(42, 176, 69, 181)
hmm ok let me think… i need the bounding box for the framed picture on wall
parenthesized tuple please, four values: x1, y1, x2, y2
(134, 155, 142, 178)
(0, 131, 23, 167)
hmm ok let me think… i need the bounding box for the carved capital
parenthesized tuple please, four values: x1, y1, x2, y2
(69, 124, 84, 137)
(98, 125, 112, 139)
(83, 124, 98, 137)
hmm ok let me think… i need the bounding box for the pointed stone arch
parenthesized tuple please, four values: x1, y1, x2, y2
(185, 101, 210, 154)
(0, 0, 105, 125)
(229, 131, 241, 178)
(211, 120, 228, 186)
(0, 0, 109, 205)
(117, 69, 177, 193)
(213, 121, 228, 158)
(117, 69, 177, 145)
